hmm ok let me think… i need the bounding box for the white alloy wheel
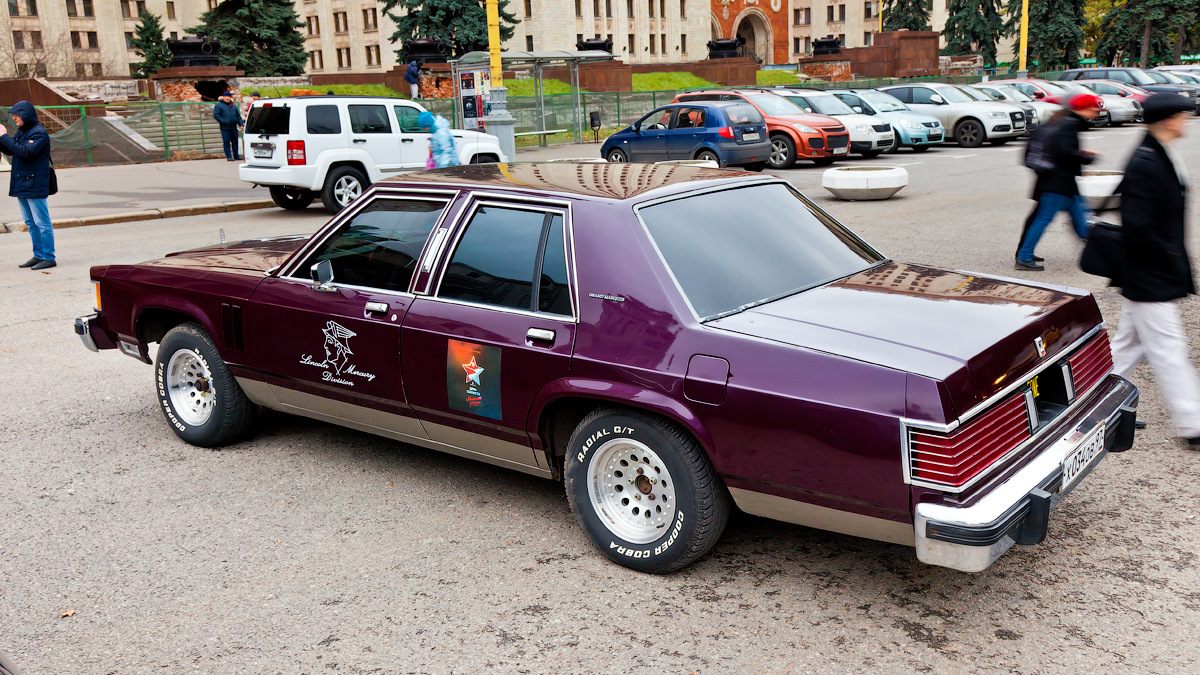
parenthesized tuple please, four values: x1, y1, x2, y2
(334, 175, 363, 206)
(166, 348, 216, 427)
(586, 438, 677, 544)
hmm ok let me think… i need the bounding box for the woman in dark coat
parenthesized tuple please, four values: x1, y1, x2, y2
(0, 100, 55, 270)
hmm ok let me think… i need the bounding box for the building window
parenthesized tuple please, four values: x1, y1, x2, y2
(594, 0, 599, 16)
(627, 33, 634, 53)
(306, 15, 319, 35)
(679, 0, 684, 17)
(838, 4, 846, 21)
(65, 0, 75, 16)
(207, 0, 218, 10)
(121, 0, 130, 17)
(659, 0, 665, 18)
(334, 12, 347, 33)
(525, 0, 532, 16)
(837, 32, 845, 44)
(576, 32, 583, 45)
(166, 0, 175, 19)
(626, 0, 633, 15)
(87, 30, 97, 48)
(648, 0, 653, 18)
(336, 46, 350, 69)
(864, 31, 872, 45)
(90, 62, 101, 76)
(649, 33, 655, 54)
(81, 0, 90, 16)
(125, 31, 133, 49)
(309, 49, 323, 70)
(362, 7, 377, 30)
(75, 62, 85, 76)
(137, 0, 145, 14)
(793, 37, 800, 53)
(680, 33, 686, 53)
(796, 8, 813, 24)
(804, 36, 811, 52)
(30, 30, 39, 48)
(864, 1, 873, 18)
(365, 44, 380, 67)
(826, 5, 834, 21)
(11, 31, 22, 50)
(70, 31, 80, 48)
(660, 33, 666, 53)
(7, 0, 17, 15)
(25, 0, 34, 15)
(169, 31, 177, 40)
(607, 0, 612, 17)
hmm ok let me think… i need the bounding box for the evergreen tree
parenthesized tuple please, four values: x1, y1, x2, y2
(130, 11, 171, 78)
(882, 0, 932, 30)
(1094, 0, 1193, 66)
(188, 0, 306, 76)
(1003, 0, 1086, 70)
(941, 0, 1004, 64)
(382, 0, 517, 59)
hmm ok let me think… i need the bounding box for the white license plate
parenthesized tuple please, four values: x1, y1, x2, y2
(1061, 421, 1106, 492)
(253, 149, 273, 158)
(742, 132, 760, 141)
(833, 146, 848, 154)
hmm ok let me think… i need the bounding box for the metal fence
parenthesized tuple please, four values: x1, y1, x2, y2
(5, 73, 1032, 166)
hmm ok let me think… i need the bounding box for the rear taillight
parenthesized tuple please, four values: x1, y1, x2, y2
(909, 395, 1033, 489)
(287, 140, 306, 165)
(717, 126, 735, 138)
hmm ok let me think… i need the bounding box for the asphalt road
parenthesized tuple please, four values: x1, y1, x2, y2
(2, 122, 1199, 674)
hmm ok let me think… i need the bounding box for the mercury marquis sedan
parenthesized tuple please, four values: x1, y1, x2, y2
(75, 163, 1138, 574)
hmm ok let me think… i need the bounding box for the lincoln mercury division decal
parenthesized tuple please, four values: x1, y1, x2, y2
(300, 320, 378, 387)
(447, 339, 502, 419)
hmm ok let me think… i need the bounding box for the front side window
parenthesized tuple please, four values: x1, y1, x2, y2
(439, 206, 571, 314)
(306, 105, 341, 134)
(394, 104, 424, 132)
(349, 104, 391, 133)
(639, 183, 882, 320)
(303, 198, 446, 292)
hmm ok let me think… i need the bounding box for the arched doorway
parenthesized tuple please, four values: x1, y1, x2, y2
(711, 14, 722, 41)
(732, 9, 772, 65)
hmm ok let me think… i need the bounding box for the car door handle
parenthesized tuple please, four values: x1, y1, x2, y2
(352, 138, 367, 143)
(401, 138, 415, 143)
(526, 328, 556, 344)
(365, 301, 388, 315)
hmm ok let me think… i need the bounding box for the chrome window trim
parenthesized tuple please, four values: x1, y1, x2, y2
(899, 324, 1111, 493)
(278, 188, 459, 289)
(1062, 362, 1076, 402)
(428, 196, 578, 322)
(631, 178, 885, 325)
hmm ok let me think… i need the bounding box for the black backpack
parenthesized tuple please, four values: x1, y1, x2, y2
(1023, 122, 1056, 174)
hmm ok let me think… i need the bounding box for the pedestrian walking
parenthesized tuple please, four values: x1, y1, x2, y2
(404, 60, 421, 99)
(1, 100, 56, 270)
(1110, 93, 1200, 446)
(213, 91, 243, 161)
(418, 111, 460, 168)
(1014, 108, 1070, 263)
(1015, 93, 1103, 271)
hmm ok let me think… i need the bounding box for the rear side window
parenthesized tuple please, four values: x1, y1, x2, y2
(349, 104, 392, 134)
(888, 87, 912, 103)
(306, 105, 342, 134)
(722, 103, 763, 124)
(394, 105, 423, 133)
(303, 198, 445, 292)
(245, 106, 290, 135)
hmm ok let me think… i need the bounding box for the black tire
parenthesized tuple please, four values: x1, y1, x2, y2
(1111, 121, 1125, 127)
(742, 161, 767, 172)
(989, 137, 1011, 146)
(912, 144, 931, 153)
(695, 149, 722, 167)
(859, 149, 883, 158)
(767, 133, 797, 170)
(155, 323, 255, 448)
(954, 119, 985, 148)
(812, 156, 836, 166)
(320, 165, 368, 214)
(268, 186, 314, 211)
(470, 153, 499, 164)
(564, 407, 731, 574)
(605, 147, 628, 162)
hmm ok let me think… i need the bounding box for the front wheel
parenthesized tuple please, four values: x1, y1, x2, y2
(695, 149, 722, 167)
(605, 147, 628, 162)
(269, 186, 314, 211)
(155, 323, 255, 447)
(321, 166, 368, 214)
(564, 407, 731, 574)
(955, 119, 985, 148)
(767, 133, 797, 170)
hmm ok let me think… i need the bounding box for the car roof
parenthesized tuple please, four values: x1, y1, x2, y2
(254, 95, 421, 104)
(377, 162, 771, 203)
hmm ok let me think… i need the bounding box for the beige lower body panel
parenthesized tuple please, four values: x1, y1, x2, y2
(236, 377, 552, 478)
(729, 487, 915, 547)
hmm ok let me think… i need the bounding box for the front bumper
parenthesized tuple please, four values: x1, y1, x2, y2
(915, 375, 1138, 572)
(898, 127, 944, 146)
(74, 313, 118, 352)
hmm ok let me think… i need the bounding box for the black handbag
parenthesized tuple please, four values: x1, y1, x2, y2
(47, 153, 57, 196)
(1080, 220, 1123, 284)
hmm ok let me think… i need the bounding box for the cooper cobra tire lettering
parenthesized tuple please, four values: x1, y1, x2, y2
(155, 323, 256, 447)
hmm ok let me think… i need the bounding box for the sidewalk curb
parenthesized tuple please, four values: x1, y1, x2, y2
(1, 199, 276, 233)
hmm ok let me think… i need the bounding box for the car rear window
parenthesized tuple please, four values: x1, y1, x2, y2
(721, 103, 763, 124)
(639, 183, 883, 320)
(306, 105, 342, 134)
(245, 106, 290, 135)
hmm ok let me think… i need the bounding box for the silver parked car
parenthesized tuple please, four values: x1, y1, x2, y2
(959, 85, 1041, 135)
(972, 83, 1061, 127)
(1060, 80, 1143, 125)
(878, 82, 1027, 148)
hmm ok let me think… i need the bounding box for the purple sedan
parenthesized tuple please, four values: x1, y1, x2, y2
(75, 163, 1138, 573)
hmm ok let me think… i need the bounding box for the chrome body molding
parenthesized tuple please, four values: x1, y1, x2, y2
(728, 487, 914, 547)
(914, 376, 1138, 572)
(235, 377, 553, 478)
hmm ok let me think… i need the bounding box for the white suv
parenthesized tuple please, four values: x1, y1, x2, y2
(238, 96, 508, 213)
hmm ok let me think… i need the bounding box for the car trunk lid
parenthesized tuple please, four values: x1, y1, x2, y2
(243, 103, 293, 168)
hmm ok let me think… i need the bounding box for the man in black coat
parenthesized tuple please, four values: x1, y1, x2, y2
(1110, 93, 1200, 445)
(212, 91, 243, 161)
(0, 100, 55, 270)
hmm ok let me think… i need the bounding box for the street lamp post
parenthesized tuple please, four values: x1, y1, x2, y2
(1017, 0, 1030, 78)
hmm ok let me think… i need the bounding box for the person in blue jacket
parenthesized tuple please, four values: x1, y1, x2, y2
(418, 110, 460, 168)
(404, 60, 420, 99)
(0, 100, 55, 270)
(213, 91, 244, 161)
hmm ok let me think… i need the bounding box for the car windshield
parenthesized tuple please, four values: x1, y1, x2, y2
(858, 90, 909, 112)
(935, 86, 974, 103)
(1174, 72, 1200, 84)
(1158, 71, 1189, 84)
(748, 93, 807, 116)
(785, 93, 856, 115)
(638, 183, 884, 321)
(997, 86, 1034, 102)
(957, 86, 992, 101)
(1129, 70, 1157, 85)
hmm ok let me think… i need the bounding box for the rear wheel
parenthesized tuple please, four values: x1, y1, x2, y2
(155, 323, 255, 447)
(767, 133, 797, 170)
(268, 186, 314, 211)
(321, 166, 368, 214)
(955, 119, 985, 148)
(605, 147, 628, 162)
(695, 149, 722, 167)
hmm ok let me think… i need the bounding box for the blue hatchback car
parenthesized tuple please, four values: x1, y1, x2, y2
(828, 89, 945, 152)
(601, 101, 771, 169)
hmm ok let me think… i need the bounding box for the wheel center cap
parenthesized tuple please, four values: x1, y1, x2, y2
(635, 474, 653, 494)
(195, 378, 210, 394)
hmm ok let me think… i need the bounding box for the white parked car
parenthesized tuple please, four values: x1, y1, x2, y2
(972, 84, 1060, 127)
(771, 88, 895, 158)
(238, 96, 508, 213)
(879, 83, 1027, 148)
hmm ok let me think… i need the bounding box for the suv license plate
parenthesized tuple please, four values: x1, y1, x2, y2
(1061, 421, 1106, 493)
(833, 147, 848, 154)
(742, 132, 760, 141)
(252, 142, 274, 158)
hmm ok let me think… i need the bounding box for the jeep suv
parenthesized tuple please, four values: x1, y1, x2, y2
(238, 96, 507, 213)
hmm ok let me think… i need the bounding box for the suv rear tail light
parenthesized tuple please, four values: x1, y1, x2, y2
(287, 140, 306, 165)
(717, 126, 735, 138)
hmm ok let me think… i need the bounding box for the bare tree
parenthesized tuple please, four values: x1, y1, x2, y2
(0, 30, 72, 78)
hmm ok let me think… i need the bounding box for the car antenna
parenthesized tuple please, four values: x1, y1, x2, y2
(219, 228, 227, 249)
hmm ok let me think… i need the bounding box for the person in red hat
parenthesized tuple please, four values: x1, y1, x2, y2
(1015, 92, 1103, 270)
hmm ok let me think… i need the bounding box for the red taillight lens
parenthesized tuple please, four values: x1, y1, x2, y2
(1068, 331, 1112, 396)
(717, 126, 735, 138)
(909, 395, 1032, 488)
(287, 140, 306, 165)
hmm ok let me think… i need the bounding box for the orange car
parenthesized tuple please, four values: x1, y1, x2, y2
(673, 89, 850, 169)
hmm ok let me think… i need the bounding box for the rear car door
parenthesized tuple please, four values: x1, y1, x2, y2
(401, 197, 577, 475)
(298, 103, 346, 166)
(664, 106, 708, 159)
(393, 103, 431, 168)
(348, 103, 402, 173)
(247, 192, 453, 438)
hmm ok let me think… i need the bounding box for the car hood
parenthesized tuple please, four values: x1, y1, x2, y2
(877, 111, 942, 126)
(773, 112, 845, 130)
(452, 129, 500, 144)
(707, 261, 1100, 417)
(950, 100, 1023, 114)
(833, 113, 889, 128)
(149, 235, 310, 274)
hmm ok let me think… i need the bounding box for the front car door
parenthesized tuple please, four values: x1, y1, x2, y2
(627, 107, 675, 162)
(347, 103, 402, 174)
(247, 191, 455, 439)
(664, 106, 708, 159)
(908, 86, 951, 126)
(401, 196, 577, 476)
(393, 102, 431, 168)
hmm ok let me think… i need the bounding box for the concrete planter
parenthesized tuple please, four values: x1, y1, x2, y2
(821, 166, 909, 200)
(1078, 170, 1123, 212)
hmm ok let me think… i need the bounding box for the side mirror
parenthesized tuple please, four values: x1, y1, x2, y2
(1118, 90, 1129, 97)
(852, 105, 863, 113)
(310, 259, 336, 292)
(929, 94, 945, 104)
(1032, 91, 1045, 99)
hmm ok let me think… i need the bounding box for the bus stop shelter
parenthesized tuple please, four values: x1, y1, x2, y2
(450, 50, 614, 146)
